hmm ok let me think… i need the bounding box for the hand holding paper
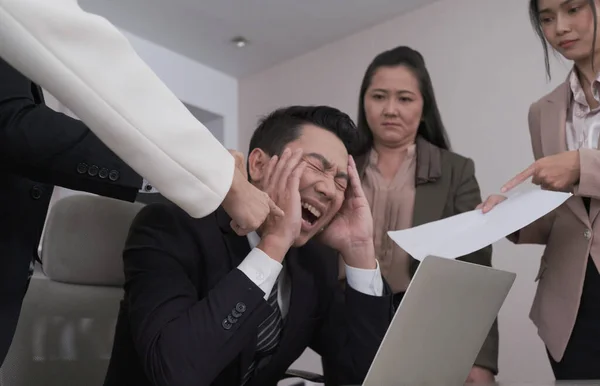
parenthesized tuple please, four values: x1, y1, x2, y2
(387, 189, 571, 261)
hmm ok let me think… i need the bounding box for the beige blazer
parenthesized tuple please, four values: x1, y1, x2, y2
(0, 0, 234, 218)
(511, 80, 600, 362)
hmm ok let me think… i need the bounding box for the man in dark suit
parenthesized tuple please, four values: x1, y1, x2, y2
(104, 105, 394, 386)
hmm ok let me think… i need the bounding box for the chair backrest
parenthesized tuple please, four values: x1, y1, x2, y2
(0, 195, 144, 386)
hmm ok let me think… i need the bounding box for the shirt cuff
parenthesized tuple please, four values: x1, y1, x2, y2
(139, 179, 159, 194)
(237, 248, 283, 300)
(345, 260, 383, 297)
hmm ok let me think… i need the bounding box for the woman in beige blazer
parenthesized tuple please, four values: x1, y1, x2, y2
(482, 0, 600, 380)
(348, 45, 498, 383)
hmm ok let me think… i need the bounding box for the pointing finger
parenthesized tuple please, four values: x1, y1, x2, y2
(501, 163, 536, 193)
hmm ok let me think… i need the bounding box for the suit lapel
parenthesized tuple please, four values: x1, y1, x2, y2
(541, 82, 590, 226)
(540, 83, 568, 158)
(412, 138, 447, 226)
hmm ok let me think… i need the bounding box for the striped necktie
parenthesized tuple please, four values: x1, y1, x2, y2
(241, 275, 283, 384)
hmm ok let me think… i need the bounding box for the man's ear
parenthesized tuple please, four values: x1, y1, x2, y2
(247, 148, 270, 184)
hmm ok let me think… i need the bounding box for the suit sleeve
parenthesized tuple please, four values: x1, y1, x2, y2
(574, 148, 600, 199)
(312, 256, 394, 385)
(452, 158, 499, 374)
(0, 58, 142, 201)
(122, 204, 272, 386)
(0, 0, 234, 218)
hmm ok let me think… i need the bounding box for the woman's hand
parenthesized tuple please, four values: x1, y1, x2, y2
(501, 151, 580, 193)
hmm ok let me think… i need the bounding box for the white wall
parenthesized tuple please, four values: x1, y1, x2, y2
(240, 0, 572, 382)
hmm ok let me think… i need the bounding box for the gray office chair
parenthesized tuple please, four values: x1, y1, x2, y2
(0, 194, 323, 386)
(0, 195, 144, 386)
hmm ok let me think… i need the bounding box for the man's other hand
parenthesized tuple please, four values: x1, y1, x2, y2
(258, 148, 306, 262)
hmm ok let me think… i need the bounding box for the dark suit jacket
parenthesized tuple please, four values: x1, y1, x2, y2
(103, 203, 393, 386)
(355, 136, 499, 374)
(0, 58, 142, 363)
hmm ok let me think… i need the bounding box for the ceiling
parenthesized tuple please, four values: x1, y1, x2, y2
(79, 0, 438, 78)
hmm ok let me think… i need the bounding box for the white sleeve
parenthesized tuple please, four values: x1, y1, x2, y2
(344, 260, 384, 296)
(0, 0, 234, 218)
(237, 248, 283, 300)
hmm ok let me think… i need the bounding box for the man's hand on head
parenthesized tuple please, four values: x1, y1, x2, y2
(257, 148, 306, 262)
(319, 155, 376, 269)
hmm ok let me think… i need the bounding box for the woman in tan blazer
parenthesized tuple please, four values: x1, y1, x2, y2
(348, 45, 498, 383)
(481, 0, 600, 380)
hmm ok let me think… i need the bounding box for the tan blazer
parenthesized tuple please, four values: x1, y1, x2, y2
(511, 80, 600, 362)
(356, 138, 499, 373)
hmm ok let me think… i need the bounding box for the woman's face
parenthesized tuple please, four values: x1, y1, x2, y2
(363, 65, 423, 148)
(538, 0, 600, 62)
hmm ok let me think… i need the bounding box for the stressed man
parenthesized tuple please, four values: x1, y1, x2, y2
(103, 106, 394, 386)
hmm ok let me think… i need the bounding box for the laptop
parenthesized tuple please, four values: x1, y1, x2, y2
(361, 256, 516, 386)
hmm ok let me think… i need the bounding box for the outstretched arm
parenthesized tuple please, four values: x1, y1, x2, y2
(0, 0, 233, 217)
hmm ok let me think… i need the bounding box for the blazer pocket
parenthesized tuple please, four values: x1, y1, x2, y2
(535, 259, 547, 282)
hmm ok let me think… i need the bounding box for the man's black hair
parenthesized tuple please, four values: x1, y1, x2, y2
(248, 105, 363, 157)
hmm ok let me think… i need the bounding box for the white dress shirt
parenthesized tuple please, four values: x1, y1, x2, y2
(237, 232, 384, 317)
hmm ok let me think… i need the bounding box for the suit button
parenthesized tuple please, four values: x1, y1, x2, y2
(232, 309, 242, 318)
(227, 315, 238, 324)
(88, 165, 99, 177)
(31, 186, 43, 200)
(99, 168, 109, 179)
(235, 302, 246, 313)
(222, 319, 232, 330)
(108, 170, 120, 181)
(584, 229, 592, 240)
(76, 163, 88, 174)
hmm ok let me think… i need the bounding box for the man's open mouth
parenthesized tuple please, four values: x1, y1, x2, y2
(301, 201, 322, 226)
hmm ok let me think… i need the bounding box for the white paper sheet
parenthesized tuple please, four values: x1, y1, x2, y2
(387, 189, 572, 261)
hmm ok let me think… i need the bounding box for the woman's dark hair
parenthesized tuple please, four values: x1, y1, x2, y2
(529, 0, 597, 80)
(356, 46, 450, 155)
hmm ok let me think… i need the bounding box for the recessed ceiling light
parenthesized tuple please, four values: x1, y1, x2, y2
(231, 36, 249, 48)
